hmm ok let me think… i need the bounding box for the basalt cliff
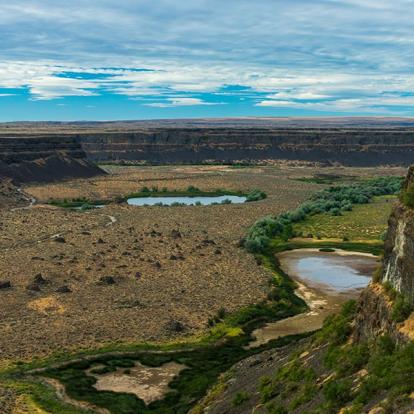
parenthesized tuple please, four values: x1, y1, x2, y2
(0, 119, 414, 183)
(353, 167, 414, 345)
(0, 134, 104, 184)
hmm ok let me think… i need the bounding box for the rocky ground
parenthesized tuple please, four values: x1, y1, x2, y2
(0, 166, 405, 363)
(0, 166, 312, 362)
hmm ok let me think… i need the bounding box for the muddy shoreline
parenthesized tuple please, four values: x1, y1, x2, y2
(247, 249, 379, 348)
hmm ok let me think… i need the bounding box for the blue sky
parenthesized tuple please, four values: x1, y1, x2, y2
(1, 0, 414, 121)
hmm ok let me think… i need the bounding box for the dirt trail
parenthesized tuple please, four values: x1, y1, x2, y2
(38, 377, 110, 414)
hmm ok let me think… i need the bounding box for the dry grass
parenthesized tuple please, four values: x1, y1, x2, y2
(0, 165, 404, 365)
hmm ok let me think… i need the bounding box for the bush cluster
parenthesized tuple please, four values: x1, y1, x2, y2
(245, 177, 402, 253)
(246, 189, 267, 202)
(400, 182, 414, 208)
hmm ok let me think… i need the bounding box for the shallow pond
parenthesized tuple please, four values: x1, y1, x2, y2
(247, 249, 379, 348)
(278, 249, 378, 292)
(127, 195, 246, 206)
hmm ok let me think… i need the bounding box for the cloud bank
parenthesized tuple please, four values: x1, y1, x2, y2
(1, 0, 414, 117)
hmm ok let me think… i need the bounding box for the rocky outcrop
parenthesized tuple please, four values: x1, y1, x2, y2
(381, 167, 414, 306)
(354, 167, 414, 344)
(353, 284, 408, 344)
(0, 154, 104, 184)
(0, 134, 104, 183)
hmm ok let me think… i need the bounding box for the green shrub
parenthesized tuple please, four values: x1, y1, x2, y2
(400, 183, 414, 208)
(244, 177, 402, 254)
(232, 391, 250, 406)
(187, 185, 200, 193)
(246, 189, 267, 202)
(323, 379, 352, 405)
(391, 296, 413, 322)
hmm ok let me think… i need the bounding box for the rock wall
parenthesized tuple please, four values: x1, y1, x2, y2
(0, 135, 104, 183)
(353, 284, 409, 344)
(354, 167, 414, 344)
(78, 128, 414, 166)
(2, 126, 414, 168)
(381, 167, 414, 306)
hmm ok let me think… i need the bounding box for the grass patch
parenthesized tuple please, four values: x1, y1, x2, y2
(294, 195, 396, 241)
(232, 391, 250, 406)
(400, 182, 414, 208)
(244, 177, 402, 254)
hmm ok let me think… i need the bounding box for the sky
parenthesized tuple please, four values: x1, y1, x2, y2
(1, 0, 414, 121)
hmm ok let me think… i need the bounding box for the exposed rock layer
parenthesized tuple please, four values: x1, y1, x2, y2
(381, 167, 414, 306)
(0, 135, 104, 183)
(77, 128, 414, 166)
(1, 121, 414, 170)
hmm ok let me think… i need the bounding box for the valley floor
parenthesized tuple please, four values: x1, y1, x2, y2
(0, 164, 407, 413)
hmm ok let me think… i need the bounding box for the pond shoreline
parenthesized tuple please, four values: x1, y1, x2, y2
(247, 248, 379, 348)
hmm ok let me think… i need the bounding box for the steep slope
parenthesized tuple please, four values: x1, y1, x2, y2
(194, 170, 414, 414)
(0, 135, 104, 183)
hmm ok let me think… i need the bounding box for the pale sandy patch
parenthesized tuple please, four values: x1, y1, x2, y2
(90, 361, 186, 405)
(27, 296, 65, 315)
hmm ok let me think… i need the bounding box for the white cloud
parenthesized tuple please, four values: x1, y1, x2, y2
(145, 97, 219, 107)
(1, 1, 414, 114)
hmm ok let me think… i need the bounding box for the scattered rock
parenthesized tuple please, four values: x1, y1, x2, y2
(53, 236, 66, 243)
(171, 229, 182, 239)
(166, 320, 185, 333)
(56, 285, 72, 293)
(99, 276, 116, 285)
(0, 281, 11, 289)
(33, 273, 47, 285)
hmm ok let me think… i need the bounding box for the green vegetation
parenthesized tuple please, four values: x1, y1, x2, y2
(400, 182, 414, 208)
(49, 197, 109, 209)
(125, 185, 246, 199)
(294, 195, 396, 241)
(259, 301, 414, 413)
(391, 296, 413, 322)
(49, 186, 268, 208)
(1, 248, 306, 414)
(295, 173, 358, 185)
(381, 282, 414, 322)
(246, 188, 267, 202)
(245, 177, 402, 253)
(232, 391, 250, 406)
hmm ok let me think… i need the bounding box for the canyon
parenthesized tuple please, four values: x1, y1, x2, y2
(1, 118, 414, 183)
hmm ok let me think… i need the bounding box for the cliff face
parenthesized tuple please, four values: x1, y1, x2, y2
(382, 167, 414, 306)
(353, 167, 414, 343)
(0, 136, 104, 184)
(1, 126, 414, 168)
(79, 128, 414, 166)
